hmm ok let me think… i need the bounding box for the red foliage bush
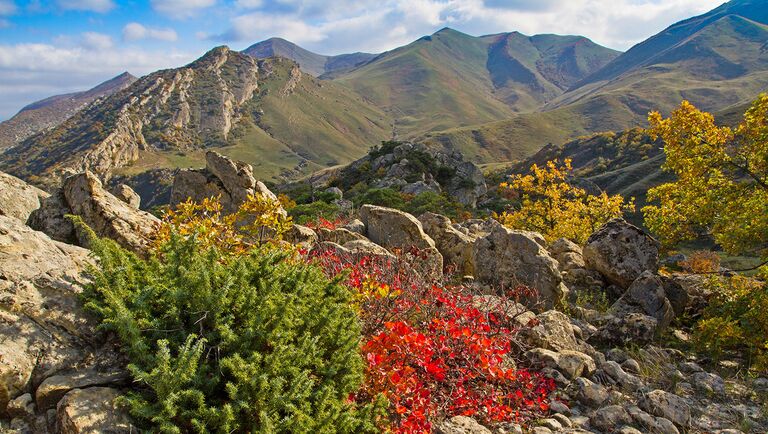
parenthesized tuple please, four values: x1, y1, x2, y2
(308, 246, 556, 433)
(303, 216, 350, 231)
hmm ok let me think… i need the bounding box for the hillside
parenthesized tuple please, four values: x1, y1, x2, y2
(427, 0, 768, 164)
(0, 47, 391, 188)
(243, 37, 376, 77)
(332, 28, 619, 135)
(0, 72, 136, 150)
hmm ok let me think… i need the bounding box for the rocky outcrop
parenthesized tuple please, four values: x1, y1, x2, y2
(359, 204, 443, 276)
(609, 271, 675, 333)
(419, 212, 475, 275)
(472, 224, 566, 308)
(0, 171, 49, 222)
(583, 219, 660, 288)
(111, 184, 140, 209)
(171, 151, 282, 215)
(0, 215, 125, 428)
(56, 387, 134, 433)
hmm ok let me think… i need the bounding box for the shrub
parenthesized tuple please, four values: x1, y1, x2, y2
(694, 275, 768, 370)
(352, 188, 406, 209)
(309, 247, 556, 432)
(77, 200, 382, 433)
(680, 250, 721, 273)
(289, 201, 341, 225)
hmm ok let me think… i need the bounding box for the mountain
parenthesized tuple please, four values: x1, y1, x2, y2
(331, 28, 619, 135)
(0, 47, 391, 188)
(0, 72, 137, 150)
(243, 38, 376, 77)
(428, 0, 768, 164)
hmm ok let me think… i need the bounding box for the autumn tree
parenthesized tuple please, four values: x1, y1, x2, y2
(642, 95, 768, 263)
(499, 159, 634, 244)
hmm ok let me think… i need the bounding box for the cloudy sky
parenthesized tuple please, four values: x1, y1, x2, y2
(0, 0, 726, 120)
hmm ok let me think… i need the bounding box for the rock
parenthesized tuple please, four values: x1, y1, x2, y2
(35, 370, 128, 411)
(317, 227, 367, 245)
(639, 390, 691, 428)
(472, 225, 566, 308)
(690, 372, 726, 395)
(591, 405, 632, 431)
(549, 238, 585, 271)
(595, 312, 659, 344)
(63, 172, 160, 253)
(341, 219, 365, 234)
(324, 186, 343, 199)
(284, 224, 318, 247)
(538, 418, 562, 430)
(56, 387, 133, 433)
(0, 215, 120, 416)
(583, 218, 660, 288)
(601, 360, 644, 392)
(531, 428, 552, 434)
(359, 205, 443, 276)
(342, 240, 396, 258)
(402, 180, 441, 196)
(550, 401, 570, 415)
(6, 393, 34, 419)
(522, 310, 581, 352)
(551, 413, 572, 427)
(0, 171, 49, 222)
(621, 358, 641, 375)
(573, 377, 609, 407)
(419, 212, 476, 275)
(617, 427, 643, 434)
(171, 151, 283, 215)
(27, 190, 77, 244)
(661, 253, 687, 268)
(111, 184, 140, 209)
(435, 416, 491, 434)
(661, 276, 689, 317)
(610, 271, 675, 333)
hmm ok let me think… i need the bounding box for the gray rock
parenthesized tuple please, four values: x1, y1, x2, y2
(435, 416, 491, 434)
(596, 312, 659, 344)
(602, 360, 644, 392)
(472, 225, 566, 308)
(341, 219, 365, 234)
(56, 387, 133, 433)
(583, 218, 660, 288)
(591, 405, 632, 431)
(284, 224, 318, 247)
(538, 418, 562, 430)
(324, 186, 343, 199)
(691, 372, 726, 395)
(6, 393, 35, 419)
(621, 358, 641, 375)
(317, 227, 367, 245)
(111, 184, 140, 209)
(573, 377, 609, 407)
(419, 212, 476, 275)
(36, 369, 128, 411)
(0, 171, 49, 222)
(639, 390, 690, 428)
(522, 310, 581, 352)
(610, 271, 675, 332)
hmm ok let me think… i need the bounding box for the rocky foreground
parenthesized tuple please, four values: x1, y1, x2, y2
(0, 153, 765, 433)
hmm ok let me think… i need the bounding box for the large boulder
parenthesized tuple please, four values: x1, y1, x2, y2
(63, 172, 160, 253)
(472, 224, 566, 308)
(419, 212, 476, 275)
(359, 205, 443, 276)
(583, 219, 660, 288)
(170, 151, 283, 215)
(0, 215, 122, 418)
(521, 310, 582, 352)
(0, 171, 49, 222)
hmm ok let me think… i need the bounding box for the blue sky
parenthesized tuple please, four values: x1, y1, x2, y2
(0, 0, 726, 120)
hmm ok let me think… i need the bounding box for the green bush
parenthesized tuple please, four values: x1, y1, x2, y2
(81, 229, 382, 433)
(289, 201, 341, 225)
(351, 188, 405, 209)
(404, 192, 464, 219)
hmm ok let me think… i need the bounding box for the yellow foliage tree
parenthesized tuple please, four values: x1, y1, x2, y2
(499, 159, 634, 244)
(642, 95, 768, 262)
(154, 193, 292, 256)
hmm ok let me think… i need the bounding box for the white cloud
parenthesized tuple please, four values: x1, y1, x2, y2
(123, 22, 178, 42)
(219, 0, 725, 53)
(0, 41, 198, 119)
(80, 31, 113, 49)
(235, 0, 262, 9)
(0, 0, 16, 15)
(150, 0, 216, 18)
(56, 0, 115, 13)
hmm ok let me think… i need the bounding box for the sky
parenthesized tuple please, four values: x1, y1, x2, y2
(0, 0, 727, 120)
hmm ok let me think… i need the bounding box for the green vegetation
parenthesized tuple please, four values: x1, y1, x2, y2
(77, 219, 381, 433)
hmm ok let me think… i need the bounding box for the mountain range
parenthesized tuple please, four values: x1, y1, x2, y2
(0, 0, 766, 191)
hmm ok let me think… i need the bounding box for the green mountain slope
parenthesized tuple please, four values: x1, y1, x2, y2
(428, 0, 768, 165)
(332, 28, 619, 135)
(0, 47, 391, 187)
(243, 38, 376, 77)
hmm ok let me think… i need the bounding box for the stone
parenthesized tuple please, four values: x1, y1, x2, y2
(472, 225, 566, 308)
(538, 418, 562, 430)
(324, 186, 343, 199)
(402, 180, 441, 196)
(341, 219, 365, 234)
(617, 427, 643, 434)
(521, 310, 581, 352)
(583, 218, 660, 288)
(359, 205, 443, 276)
(556, 351, 597, 379)
(435, 416, 491, 434)
(691, 372, 726, 395)
(602, 360, 644, 392)
(549, 238, 585, 271)
(36, 369, 128, 411)
(621, 358, 641, 375)
(0, 215, 118, 414)
(284, 224, 317, 247)
(28, 190, 77, 244)
(531, 428, 552, 434)
(419, 212, 476, 275)
(0, 171, 49, 222)
(111, 184, 140, 209)
(551, 413, 572, 427)
(56, 387, 133, 433)
(639, 390, 690, 428)
(610, 271, 675, 332)
(596, 312, 659, 344)
(550, 401, 570, 415)
(6, 393, 34, 419)
(343, 239, 397, 258)
(661, 276, 690, 317)
(591, 405, 632, 432)
(63, 172, 159, 253)
(317, 227, 367, 245)
(573, 377, 609, 407)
